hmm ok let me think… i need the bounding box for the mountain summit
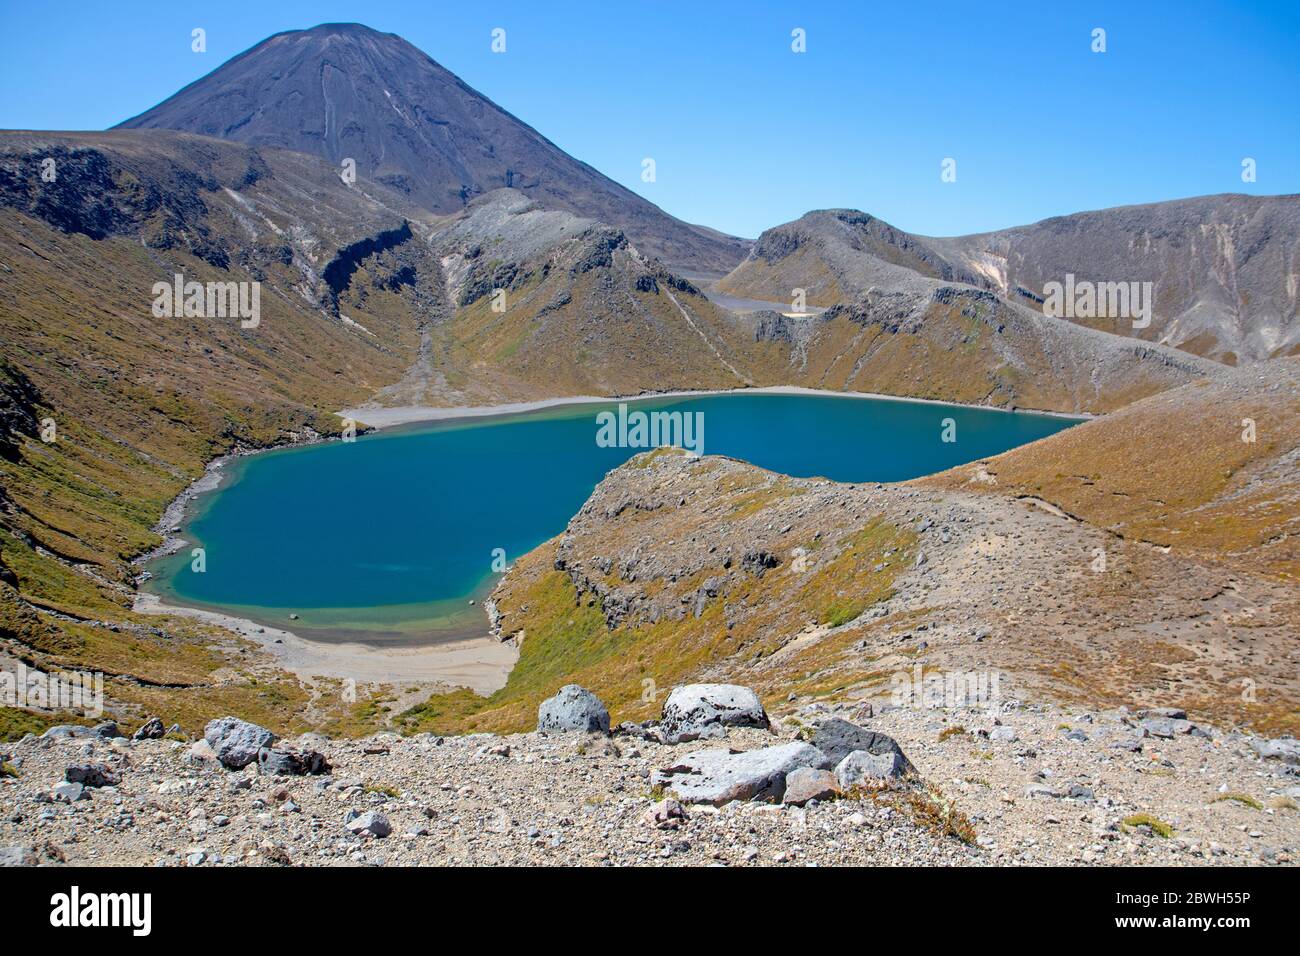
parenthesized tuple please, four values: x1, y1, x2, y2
(116, 22, 745, 273)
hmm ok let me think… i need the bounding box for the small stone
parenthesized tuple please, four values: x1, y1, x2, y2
(52, 782, 88, 803)
(132, 717, 166, 741)
(345, 811, 391, 838)
(640, 798, 687, 829)
(783, 767, 839, 806)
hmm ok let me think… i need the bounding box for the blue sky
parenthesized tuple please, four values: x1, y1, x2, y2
(1, 0, 1295, 238)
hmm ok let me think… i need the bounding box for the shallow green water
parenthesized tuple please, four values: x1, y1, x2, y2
(146, 392, 1078, 643)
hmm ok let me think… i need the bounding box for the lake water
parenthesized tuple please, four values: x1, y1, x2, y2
(145, 392, 1079, 643)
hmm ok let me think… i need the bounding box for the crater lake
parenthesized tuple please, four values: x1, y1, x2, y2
(144, 391, 1080, 644)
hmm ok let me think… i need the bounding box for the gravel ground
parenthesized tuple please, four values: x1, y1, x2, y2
(2, 699, 1295, 867)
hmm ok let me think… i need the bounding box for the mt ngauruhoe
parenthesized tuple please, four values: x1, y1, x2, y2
(116, 22, 747, 275)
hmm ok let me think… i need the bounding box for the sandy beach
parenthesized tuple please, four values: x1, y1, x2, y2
(133, 592, 517, 694)
(342, 384, 1093, 430)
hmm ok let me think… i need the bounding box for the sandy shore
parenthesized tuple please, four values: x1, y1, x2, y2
(342, 384, 1093, 430)
(132, 592, 517, 694)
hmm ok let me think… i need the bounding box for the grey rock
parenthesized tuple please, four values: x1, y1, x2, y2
(346, 810, 391, 838)
(1142, 707, 1188, 720)
(989, 725, 1019, 743)
(256, 747, 331, 776)
(51, 782, 88, 803)
(1141, 717, 1193, 739)
(659, 684, 768, 740)
(813, 718, 914, 772)
(40, 725, 90, 740)
(536, 684, 610, 735)
(132, 717, 165, 741)
(654, 742, 830, 806)
(65, 762, 119, 788)
(834, 749, 910, 788)
(782, 767, 840, 806)
(90, 721, 120, 739)
(204, 716, 277, 769)
(1252, 738, 1300, 765)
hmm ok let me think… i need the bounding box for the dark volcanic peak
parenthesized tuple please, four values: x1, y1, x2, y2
(116, 22, 747, 274)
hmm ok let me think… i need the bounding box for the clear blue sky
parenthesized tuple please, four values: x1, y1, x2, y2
(1, 0, 1296, 238)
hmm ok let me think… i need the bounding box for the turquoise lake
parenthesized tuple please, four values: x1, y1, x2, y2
(146, 392, 1079, 643)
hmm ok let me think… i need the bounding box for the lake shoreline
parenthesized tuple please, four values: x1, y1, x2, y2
(342, 384, 1095, 430)
(132, 591, 517, 693)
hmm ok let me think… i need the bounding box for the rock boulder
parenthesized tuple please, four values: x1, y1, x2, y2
(537, 685, 610, 735)
(813, 718, 914, 772)
(654, 741, 830, 805)
(659, 684, 768, 741)
(204, 716, 277, 770)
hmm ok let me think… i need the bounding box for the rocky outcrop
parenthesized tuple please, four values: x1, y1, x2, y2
(834, 749, 911, 788)
(321, 221, 414, 298)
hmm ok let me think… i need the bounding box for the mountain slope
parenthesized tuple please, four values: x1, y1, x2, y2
(716, 209, 981, 308)
(720, 196, 1300, 363)
(341, 187, 1220, 418)
(921, 357, 1300, 578)
(931, 195, 1300, 364)
(0, 129, 446, 731)
(354, 188, 754, 410)
(741, 282, 1224, 414)
(116, 22, 748, 275)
